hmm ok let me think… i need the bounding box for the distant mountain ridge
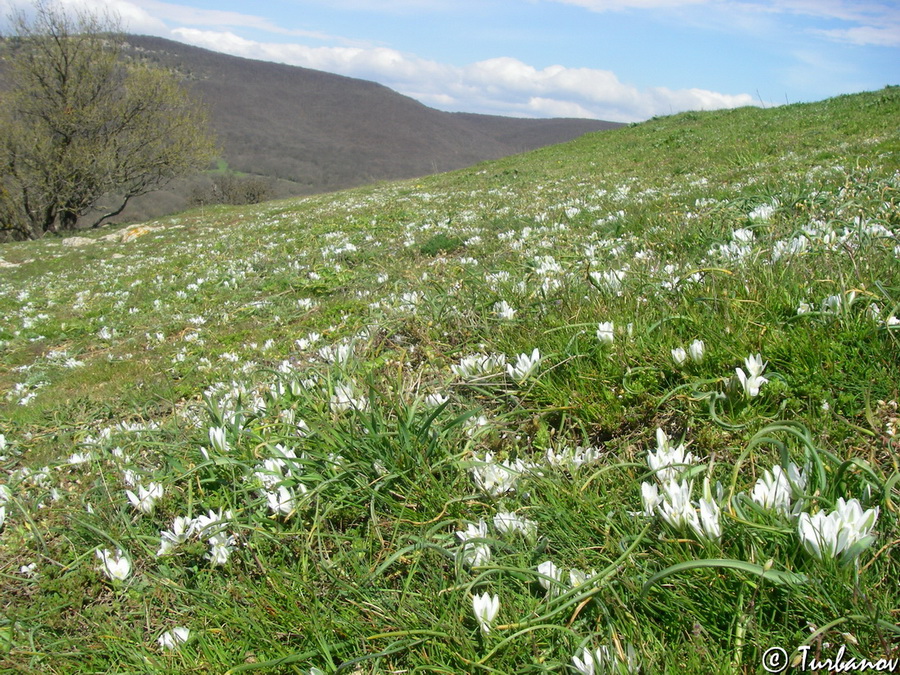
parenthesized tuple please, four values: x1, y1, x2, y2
(112, 36, 622, 222)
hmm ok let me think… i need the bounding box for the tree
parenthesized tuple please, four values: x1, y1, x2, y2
(0, 1, 217, 239)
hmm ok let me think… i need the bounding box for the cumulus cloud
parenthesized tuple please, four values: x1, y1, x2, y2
(171, 28, 754, 121)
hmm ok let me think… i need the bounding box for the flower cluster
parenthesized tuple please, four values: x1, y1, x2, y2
(536, 559, 597, 597)
(750, 462, 807, 516)
(250, 443, 308, 517)
(671, 339, 704, 365)
(451, 352, 507, 380)
(544, 443, 603, 473)
(156, 509, 237, 565)
(469, 451, 534, 497)
(454, 509, 540, 568)
(573, 642, 639, 675)
(493, 300, 517, 320)
(798, 498, 879, 563)
(492, 511, 538, 540)
(641, 429, 720, 542)
(330, 381, 368, 412)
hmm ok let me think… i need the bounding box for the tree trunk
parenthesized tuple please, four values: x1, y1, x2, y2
(58, 209, 79, 232)
(89, 194, 131, 229)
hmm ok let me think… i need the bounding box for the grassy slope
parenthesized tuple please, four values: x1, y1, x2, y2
(0, 88, 898, 673)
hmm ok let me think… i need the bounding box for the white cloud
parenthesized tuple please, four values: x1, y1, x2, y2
(525, 97, 600, 118)
(552, 0, 709, 10)
(171, 28, 754, 121)
(76, 0, 166, 32)
(135, 0, 341, 39)
(0, 0, 166, 32)
(551, 0, 900, 48)
(0, 0, 351, 41)
(771, 0, 900, 46)
(295, 0, 459, 10)
(816, 25, 900, 48)
(771, 0, 894, 25)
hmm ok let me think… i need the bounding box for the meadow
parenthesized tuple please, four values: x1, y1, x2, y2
(0, 87, 898, 674)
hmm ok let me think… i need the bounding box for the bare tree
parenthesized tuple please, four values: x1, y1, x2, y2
(0, 1, 217, 239)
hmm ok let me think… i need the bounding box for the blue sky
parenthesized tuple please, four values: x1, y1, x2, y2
(2, 0, 898, 121)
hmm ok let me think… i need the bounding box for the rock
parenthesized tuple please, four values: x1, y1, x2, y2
(120, 225, 156, 242)
(61, 236, 95, 247)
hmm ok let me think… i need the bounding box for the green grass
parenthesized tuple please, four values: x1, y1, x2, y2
(0, 87, 898, 674)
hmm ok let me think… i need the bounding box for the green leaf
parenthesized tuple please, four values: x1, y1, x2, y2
(641, 558, 807, 596)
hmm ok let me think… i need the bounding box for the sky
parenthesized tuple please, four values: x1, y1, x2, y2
(1, 0, 898, 122)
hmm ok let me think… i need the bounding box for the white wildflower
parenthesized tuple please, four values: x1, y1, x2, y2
(659, 479, 699, 533)
(493, 511, 537, 540)
(537, 560, 562, 596)
(157, 627, 190, 650)
(799, 498, 879, 562)
(470, 452, 525, 497)
(330, 382, 368, 412)
(641, 481, 661, 517)
(264, 485, 298, 516)
(494, 300, 517, 320)
(596, 321, 615, 345)
(647, 428, 695, 483)
(472, 592, 500, 634)
(451, 352, 506, 379)
(96, 548, 131, 581)
(456, 520, 491, 567)
(695, 496, 722, 542)
(573, 643, 639, 674)
(568, 568, 597, 587)
(125, 482, 164, 515)
(688, 339, 705, 363)
(749, 203, 775, 220)
(423, 392, 449, 409)
(545, 444, 602, 472)
(157, 516, 194, 556)
(208, 426, 229, 453)
(735, 353, 768, 397)
(751, 463, 806, 516)
(206, 532, 236, 566)
(507, 348, 541, 382)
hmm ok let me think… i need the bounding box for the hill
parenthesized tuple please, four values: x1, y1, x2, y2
(107, 36, 620, 222)
(0, 34, 620, 225)
(0, 88, 898, 673)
